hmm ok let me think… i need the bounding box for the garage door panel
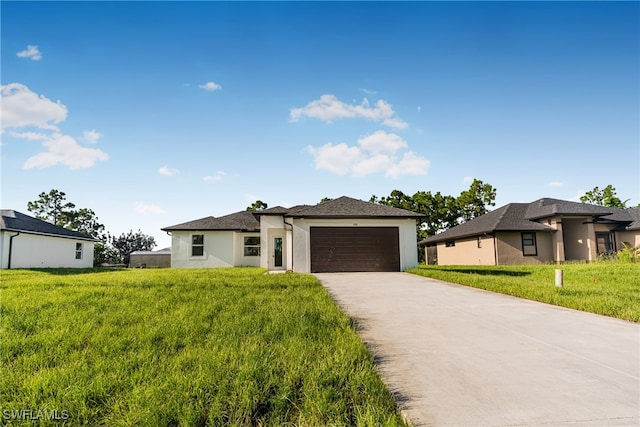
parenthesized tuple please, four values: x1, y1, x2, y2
(310, 227, 400, 273)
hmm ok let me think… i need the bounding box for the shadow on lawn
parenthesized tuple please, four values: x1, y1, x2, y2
(431, 268, 531, 277)
(21, 267, 128, 275)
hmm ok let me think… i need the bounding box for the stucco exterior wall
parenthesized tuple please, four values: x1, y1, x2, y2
(233, 232, 261, 267)
(495, 232, 554, 265)
(616, 230, 640, 249)
(170, 230, 234, 268)
(562, 218, 594, 260)
(0, 231, 94, 269)
(433, 235, 496, 265)
(259, 215, 292, 271)
(170, 231, 260, 268)
(291, 218, 418, 273)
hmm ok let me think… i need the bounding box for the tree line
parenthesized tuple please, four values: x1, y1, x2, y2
(27, 189, 156, 266)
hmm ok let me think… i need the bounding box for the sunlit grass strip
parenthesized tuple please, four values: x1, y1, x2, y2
(407, 263, 640, 322)
(1, 268, 408, 426)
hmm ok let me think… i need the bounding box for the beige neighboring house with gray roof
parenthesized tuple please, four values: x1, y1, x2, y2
(0, 210, 97, 269)
(162, 196, 423, 272)
(421, 198, 640, 265)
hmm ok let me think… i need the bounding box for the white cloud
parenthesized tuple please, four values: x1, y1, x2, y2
(23, 132, 109, 170)
(548, 181, 564, 187)
(134, 203, 166, 215)
(357, 130, 407, 154)
(2, 83, 108, 169)
(290, 94, 408, 129)
(307, 143, 364, 175)
(17, 45, 42, 60)
(158, 166, 180, 176)
(83, 129, 102, 143)
(462, 176, 474, 184)
(307, 130, 429, 178)
(386, 151, 431, 178)
(199, 81, 222, 91)
(203, 171, 226, 182)
(1, 83, 67, 130)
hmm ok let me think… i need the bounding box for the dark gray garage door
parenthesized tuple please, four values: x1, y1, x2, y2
(310, 227, 400, 273)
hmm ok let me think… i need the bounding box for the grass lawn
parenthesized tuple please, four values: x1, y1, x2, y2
(407, 263, 640, 322)
(1, 268, 408, 426)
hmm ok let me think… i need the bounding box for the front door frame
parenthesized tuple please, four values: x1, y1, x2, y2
(268, 230, 286, 271)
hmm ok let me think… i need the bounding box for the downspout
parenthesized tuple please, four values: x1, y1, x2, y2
(8, 232, 20, 269)
(492, 232, 498, 266)
(283, 217, 293, 271)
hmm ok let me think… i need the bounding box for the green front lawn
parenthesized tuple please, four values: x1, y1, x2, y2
(407, 263, 640, 322)
(1, 268, 408, 426)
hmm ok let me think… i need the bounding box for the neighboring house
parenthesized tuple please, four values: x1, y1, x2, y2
(129, 247, 171, 268)
(0, 210, 96, 269)
(421, 198, 640, 265)
(162, 196, 423, 273)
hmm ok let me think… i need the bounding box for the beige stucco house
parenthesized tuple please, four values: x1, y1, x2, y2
(421, 198, 640, 265)
(162, 196, 423, 273)
(0, 210, 96, 269)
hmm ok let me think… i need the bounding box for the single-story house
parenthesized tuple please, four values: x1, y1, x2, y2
(0, 209, 97, 269)
(129, 247, 171, 268)
(421, 198, 640, 265)
(162, 196, 423, 273)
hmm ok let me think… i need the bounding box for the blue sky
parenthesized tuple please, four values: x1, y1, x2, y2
(2, 1, 639, 249)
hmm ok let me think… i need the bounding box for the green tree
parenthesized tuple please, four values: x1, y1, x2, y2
(371, 179, 497, 262)
(110, 230, 157, 265)
(580, 185, 629, 209)
(456, 179, 497, 222)
(27, 189, 106, 240)
(246, 200, 268, 211)
(27, 189, 76, 226)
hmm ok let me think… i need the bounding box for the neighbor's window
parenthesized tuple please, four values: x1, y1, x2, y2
(75, 243, 83, 259)
(445, 240, 455, 247)
(192, 234, 204, 256)
(477, 236, 482, 248)
(244, 236, 260, 256)
(521, 232, 537, 256)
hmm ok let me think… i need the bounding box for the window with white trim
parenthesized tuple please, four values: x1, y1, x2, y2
(244, 236, 260, 256)
(192, 235, 204, 256)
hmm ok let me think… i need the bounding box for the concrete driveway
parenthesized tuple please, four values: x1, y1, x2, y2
(315, 272, 640, 427)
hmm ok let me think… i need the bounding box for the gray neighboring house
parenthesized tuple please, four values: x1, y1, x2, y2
(129, 247, 171, 268)
(0, 210, 97, 269)
(421, 198, 640, 265)
(162, 196, 423, 272)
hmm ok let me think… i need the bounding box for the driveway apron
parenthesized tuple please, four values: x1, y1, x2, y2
(315, 272, 640, 427)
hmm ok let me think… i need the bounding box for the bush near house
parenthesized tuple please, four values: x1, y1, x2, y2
(1, 268, 408, 426)
(407, 263, 640, 322)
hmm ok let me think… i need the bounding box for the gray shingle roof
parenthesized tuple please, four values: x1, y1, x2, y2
(0, 210, 97, 241)
(284, 196, 423, 218)
(162, 211, 260, 231)
(524, 198, 616, 220)
(166, 196, 423, 232)
(421, 199, 640, 244)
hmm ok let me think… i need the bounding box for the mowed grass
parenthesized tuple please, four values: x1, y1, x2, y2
(407, 263, 640, 322)
(1, 268, 408, 426)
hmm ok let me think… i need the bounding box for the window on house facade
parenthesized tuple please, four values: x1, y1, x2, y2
(192, 234, 204, 256)
(595, 232, 615, 254)
(521, 232, 537, 256)
(75, 243, 83, 259)
(477, 236, 482, 248)
(244, 236, 260, 256)
(445, 240, 455, 247)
